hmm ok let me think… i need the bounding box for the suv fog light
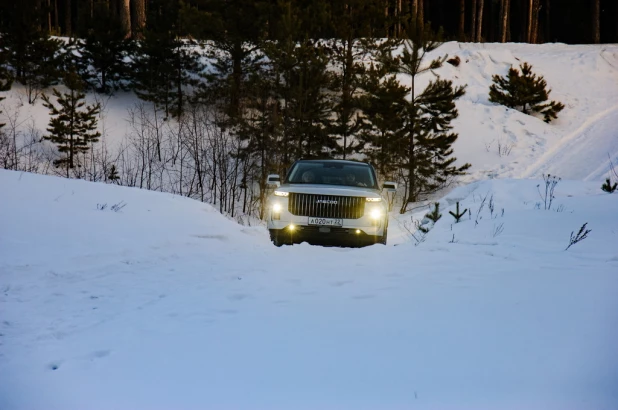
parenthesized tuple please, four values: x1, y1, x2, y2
(289, 224, 295, 231)
(355, 229, 361, 234)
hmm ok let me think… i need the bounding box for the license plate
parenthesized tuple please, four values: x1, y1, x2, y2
(308, 217, 343, 227)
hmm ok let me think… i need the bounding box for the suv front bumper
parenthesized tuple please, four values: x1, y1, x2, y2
(266, 203, 387, 237)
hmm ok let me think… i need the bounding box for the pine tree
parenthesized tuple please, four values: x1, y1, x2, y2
(601, 178, 617, 193)
(326, 0, 383, 159)
(195, 0, 270, 120)
(425, 202, 442, 223)
(381, 21, 470, 212)
(489, 62, 565, 122)
(42, 70, 101, 177)
(238, 66, 281, 219)
(76, 2, 132, 93)
(4, 26, 62, 104)
(131, 0, 198, 119)
(108, 164, 120, 183)
(327, 35, 365, 159)
(358, 62, 408, 179)
(1, 2, 62, 104)
(261, 0, 302, 169)
(287, 39, 335, 159)
(449, 201, 467, 222)
(261, 2, 334, 160)
(22, 35, 63, 104)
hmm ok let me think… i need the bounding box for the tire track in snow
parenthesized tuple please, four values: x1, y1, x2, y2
(520, 105, 618, 180)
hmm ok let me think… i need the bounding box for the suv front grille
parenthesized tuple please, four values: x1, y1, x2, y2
(288, 193, 365, 219)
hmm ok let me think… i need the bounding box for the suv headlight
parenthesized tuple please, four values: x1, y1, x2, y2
(370, 209, 382, 220)
(274, 190, 289, 197)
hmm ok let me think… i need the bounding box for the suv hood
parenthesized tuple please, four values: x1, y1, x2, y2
(276, 184, 381, 198)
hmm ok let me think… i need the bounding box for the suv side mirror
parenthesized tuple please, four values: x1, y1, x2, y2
(266, 174, 281, 188)
(382, 181, 397, 192)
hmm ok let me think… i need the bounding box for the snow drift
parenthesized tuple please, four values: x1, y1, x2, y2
(1, 169, 617, 410)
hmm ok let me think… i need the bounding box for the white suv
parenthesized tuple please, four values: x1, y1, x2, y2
(266, 159, 397, 247)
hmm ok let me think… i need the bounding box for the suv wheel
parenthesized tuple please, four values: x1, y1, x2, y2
(376, 227, 387, 245)
(269, 229, 289, 247)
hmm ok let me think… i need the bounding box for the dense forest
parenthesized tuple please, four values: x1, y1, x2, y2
(0, 0, 614, 219)
(1, 0, 616, 44)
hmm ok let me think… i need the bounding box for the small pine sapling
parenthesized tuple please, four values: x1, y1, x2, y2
(601, 178, 617, 193)
(418, 224, 430, 234)
(449, 201, 467, 223)
(108, 164, 120, 184)
(426, 202, 442, 223)
(489, 62, 565, 123)
(565, 223, 591, 250)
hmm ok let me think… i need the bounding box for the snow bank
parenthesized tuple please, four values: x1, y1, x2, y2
(1, 170, 617, 410)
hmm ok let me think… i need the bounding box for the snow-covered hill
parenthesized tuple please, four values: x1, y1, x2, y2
(2, 41, 618, 409)
(1, 168, 617, 410)
(437, 42, 618, 183)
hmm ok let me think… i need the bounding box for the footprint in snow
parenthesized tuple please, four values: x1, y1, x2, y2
(352, 294, 376, 300)
(217, 309, 238, 315)
(193, 234, 227, 241)
(90, 350, 111, 359)
(330, 280, 353, 287)
(227, 293, 250, 301)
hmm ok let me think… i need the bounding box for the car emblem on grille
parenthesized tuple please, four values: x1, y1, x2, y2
(316, 199, 338, 205)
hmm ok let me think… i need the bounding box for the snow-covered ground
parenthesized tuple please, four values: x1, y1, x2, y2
(1, 41, 618, 409)
(1, 170, 617, 410)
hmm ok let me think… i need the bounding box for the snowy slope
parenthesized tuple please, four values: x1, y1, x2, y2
(1, 169, 618, 410)
(408, 42, 618, 183)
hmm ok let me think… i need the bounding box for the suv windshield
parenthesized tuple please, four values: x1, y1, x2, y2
(286, 161, 377, 189)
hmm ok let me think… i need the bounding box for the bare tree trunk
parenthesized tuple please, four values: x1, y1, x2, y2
(131, 0, 146, 39)
(64, 0, 71, 36)
(396, 0, 404, 37)
(110, 0, 118, 20)
(592, 0, 600, 44)
(47, 0, 52, 33)
(471, 0, 477, 41)
(54, 0, 59, 32)
(530, 0, 541, 44)
(500, 0, 507, 42)
(459, 0, 465, 41)
(545, 0, 551, 42)
(384, 1, 389, 37)
(476, 0, 484, 41)
(526, 0, 540, 43)
(119, 0, 131, 38)
(418, 0, 424, 32)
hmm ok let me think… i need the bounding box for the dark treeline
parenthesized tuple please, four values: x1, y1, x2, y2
(0, 0, 616, 44)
